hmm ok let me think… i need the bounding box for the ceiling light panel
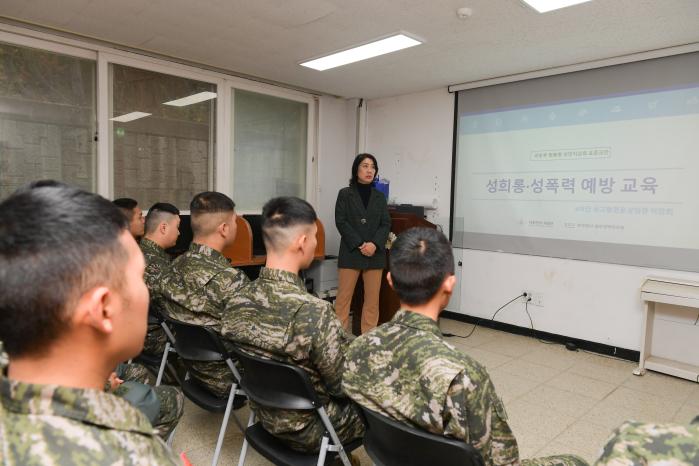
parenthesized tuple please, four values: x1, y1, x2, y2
(110, 111, 151, 122)
(300, 33, 422, 71)
(163, 91, 218, 107)
(521, 0, 593, 13)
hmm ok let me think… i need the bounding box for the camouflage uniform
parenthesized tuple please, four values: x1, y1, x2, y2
(343, 310, 588, 466)
(595, 420, 699, 465)
(140, 237, 171, 356)
(221, 267, 364, 452)
(0, 377, 179, 465)
(114, 363, 185, 440)
(160, 242, 249, 397)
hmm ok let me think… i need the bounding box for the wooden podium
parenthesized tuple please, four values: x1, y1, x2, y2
(350, 211, 437, 335)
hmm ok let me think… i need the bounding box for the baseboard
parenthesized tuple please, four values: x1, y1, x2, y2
(441, 311, 640, 363)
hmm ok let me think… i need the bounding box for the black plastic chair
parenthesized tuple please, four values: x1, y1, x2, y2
(360, 407, 484, 466)
(134, 309, 178, 387)
(164, 317, 246, 466)
(230, 345, 362, 466)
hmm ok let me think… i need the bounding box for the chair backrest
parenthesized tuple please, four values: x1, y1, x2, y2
(230, 346, 319, 411)
(360, 407, 485, 466)
(164, 317, 227, 363)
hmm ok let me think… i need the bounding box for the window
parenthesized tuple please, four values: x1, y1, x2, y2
(111, 63, 216, 209)
(232, 89, 308, 211)
(0, 42, 96, 198)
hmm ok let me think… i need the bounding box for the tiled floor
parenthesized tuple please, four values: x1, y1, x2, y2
(171, 318, 699, 465)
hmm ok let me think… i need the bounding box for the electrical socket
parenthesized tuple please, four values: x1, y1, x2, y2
(522, 290, 544, 307)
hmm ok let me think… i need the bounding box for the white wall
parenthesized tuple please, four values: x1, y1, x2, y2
(365, 87, 699, 364)
(365, 88, 454, 232)
(317, 96, 359, 255)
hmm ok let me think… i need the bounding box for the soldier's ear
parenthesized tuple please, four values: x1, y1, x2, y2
(441, 274, 456, 295)
(75, 286, 114, 335)
(294, 232, 307, 254)
(218, 221, 229, 238)
(386, 272, 395, 290)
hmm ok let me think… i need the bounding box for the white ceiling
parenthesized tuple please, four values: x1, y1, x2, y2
(1, 0, 698, 99)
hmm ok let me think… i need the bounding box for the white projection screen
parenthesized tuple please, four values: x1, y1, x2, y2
(452, 52, 699, 272)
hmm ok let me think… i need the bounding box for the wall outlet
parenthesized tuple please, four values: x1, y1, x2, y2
(522, 290, 544, 307)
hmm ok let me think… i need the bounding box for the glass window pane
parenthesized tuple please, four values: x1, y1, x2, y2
(0, 42, 96, 198)
(111, 64, 216, 210)
(233, 89, 307, 211)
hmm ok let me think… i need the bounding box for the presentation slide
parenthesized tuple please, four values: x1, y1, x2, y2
(455, 85, 699, 251)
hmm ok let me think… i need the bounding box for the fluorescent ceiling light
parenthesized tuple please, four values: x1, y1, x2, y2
(110, 111, 151, 122)
(521, 0, 592, 13)
(163, 91, 217, 107)
(300, 33, 422, 71)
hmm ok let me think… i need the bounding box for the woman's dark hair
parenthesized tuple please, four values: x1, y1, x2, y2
(349, 153, 379, 186)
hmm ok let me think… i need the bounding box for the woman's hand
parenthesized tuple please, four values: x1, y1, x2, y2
(359, 242, 377, 257)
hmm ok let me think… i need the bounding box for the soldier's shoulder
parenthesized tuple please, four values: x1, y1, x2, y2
(296, 293, 335, 318)
(444, 340, 489, 378)
(598, 421, 699, 463)
(217, 265, 248, 280)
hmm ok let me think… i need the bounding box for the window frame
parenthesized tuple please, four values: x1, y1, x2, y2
(0, 24, 318, 211)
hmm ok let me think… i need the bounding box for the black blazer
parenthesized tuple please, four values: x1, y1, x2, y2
(335, 185, 391, 270)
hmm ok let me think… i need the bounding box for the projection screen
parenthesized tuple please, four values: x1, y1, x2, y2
(452, 52, 699, 272)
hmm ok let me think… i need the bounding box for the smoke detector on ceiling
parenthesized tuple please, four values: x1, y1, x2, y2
(456, 7, 474, 19)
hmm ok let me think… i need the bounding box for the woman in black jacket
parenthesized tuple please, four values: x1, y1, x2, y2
(334, 153, 391, 334)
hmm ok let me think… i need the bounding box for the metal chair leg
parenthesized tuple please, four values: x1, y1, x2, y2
(237, 411, 255, 466)
(317, 406, 351, 466)
(155, 341, 171, 387)
(316, 435, 330, 466)
(211, 383, 237, 466)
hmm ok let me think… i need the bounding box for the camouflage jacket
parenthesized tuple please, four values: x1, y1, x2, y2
(140, 237, 171, 293)
(343, 310, 519, 466)
(595, 421, 699, 465)
(0, 377, 179, 465)
(221, 267, 354, 435)
(160, 242, 249, 330)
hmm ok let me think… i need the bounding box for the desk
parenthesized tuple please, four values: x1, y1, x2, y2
(635, 277, 699, 382)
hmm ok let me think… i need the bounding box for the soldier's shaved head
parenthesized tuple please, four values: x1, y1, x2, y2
(261, 197, 317, 253)
(389, 227, 454, 306)
(190, 191, 236, 237)
(0, 181, 130, 357)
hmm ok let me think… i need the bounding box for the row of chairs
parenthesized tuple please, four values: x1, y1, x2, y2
(140, 311, 485, 466)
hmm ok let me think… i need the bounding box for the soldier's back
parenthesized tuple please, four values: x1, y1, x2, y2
(343, 309, 493, 437)
(161, 242, 248, 328)
(222, 267, 362, 452)
(159, 242, 249, 398)
(140, 238, 171, 291)
(224, 267, 342, 398)
(0, 377, 178, 466)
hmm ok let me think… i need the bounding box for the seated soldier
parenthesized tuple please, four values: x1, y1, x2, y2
(114, 197, 145, 240)
(0, 181, 178, 465)
(222, 196, 364, 454)
(342, 227, 587, 466)
(160, 191, 249, 398)
(595, 420, 699, 465)
(140, 202, 181, 359)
